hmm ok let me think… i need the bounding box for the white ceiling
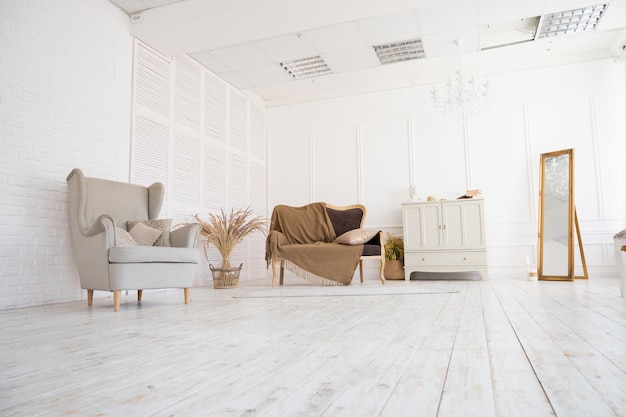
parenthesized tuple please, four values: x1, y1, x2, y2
(110, 0, 626, 106)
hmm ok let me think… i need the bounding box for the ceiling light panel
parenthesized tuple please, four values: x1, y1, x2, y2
(280, 56, 332, 79)
(536, 3, 608, 38)
(374, 39, 425, 65)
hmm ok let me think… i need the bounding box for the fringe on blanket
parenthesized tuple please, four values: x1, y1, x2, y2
(284, 261, 345, 286)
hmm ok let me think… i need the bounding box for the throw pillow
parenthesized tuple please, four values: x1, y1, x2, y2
(116, 227, 138, 247)
(129, 222, 163, 246)
(334, 228, 378, 245)
(127, 219, 172, 247)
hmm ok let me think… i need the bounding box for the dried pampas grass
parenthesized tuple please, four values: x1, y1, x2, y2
(193, 208, 266, 268)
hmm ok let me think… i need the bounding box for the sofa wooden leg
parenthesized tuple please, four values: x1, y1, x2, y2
(87, 289, 94, 306)
(184, 288, 190, 304)
(137, 290, 143, 303)
(279, 261, 285, 286)
(271, 261, 277, 287)
(113, 290, 121, 312)
(359, 260, 364, 283)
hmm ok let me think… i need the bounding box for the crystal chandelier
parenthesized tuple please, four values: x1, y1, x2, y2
(431, 40, 490, 121)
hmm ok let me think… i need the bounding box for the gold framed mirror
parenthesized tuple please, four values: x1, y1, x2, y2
(537, 148, 588, 280)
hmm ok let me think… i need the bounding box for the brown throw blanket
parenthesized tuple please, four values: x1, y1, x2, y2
(265, 203, 363, 285)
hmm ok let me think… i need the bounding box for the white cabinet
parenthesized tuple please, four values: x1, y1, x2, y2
(402, 199, 487, 280)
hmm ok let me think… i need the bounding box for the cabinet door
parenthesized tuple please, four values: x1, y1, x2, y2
(442, 202, 464, 248)
(442, 200, 485, 249)
(403, 203, 442, 250)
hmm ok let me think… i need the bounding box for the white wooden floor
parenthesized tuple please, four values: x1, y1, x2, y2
(1, 277, 625, 417)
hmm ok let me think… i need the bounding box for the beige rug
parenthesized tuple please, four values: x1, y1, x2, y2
(233, 281, 461, 298)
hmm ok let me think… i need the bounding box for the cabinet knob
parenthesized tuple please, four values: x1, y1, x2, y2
(463, 257, 467, 261)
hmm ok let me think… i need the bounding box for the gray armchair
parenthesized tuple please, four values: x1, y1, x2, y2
(66, 169, 201, 311)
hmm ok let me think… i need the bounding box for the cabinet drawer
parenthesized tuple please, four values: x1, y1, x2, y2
(405, 251, 486, 266)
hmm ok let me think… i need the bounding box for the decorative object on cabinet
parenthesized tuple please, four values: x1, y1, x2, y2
(402, 198, 487, 280)
(66, 168, 201, 312)
(537, 148, 588, 281)
(383, 232, 404, 280)
(192, 208, 266, 289)
(265, 203, 385, 287)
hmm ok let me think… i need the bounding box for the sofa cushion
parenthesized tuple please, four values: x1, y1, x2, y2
(334, 228, 378, 245)
(109, 246, 199, 263)
(326, 207, 363, 237)
(362, 244, 382, 256)
(127, 219, 172, 247)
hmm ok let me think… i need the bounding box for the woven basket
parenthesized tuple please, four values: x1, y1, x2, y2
(384, 260, 405, 280)
(209, 263, 243, 289)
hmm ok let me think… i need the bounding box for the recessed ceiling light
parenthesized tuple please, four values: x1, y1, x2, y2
(536, 3, 608, 39)
(280, 56, 332, 79)
(373, 39, 425, 65)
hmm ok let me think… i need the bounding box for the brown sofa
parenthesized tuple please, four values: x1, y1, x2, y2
(265, 202, 385, 286)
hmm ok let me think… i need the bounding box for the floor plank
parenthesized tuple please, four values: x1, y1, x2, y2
(0, 277, 625, 416)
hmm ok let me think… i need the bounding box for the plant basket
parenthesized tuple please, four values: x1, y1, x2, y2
(384, 260, 405, 280)
(209, 263, 243, 289)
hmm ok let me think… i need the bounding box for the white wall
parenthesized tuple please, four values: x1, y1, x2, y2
(267, 59, 625, 279)
(0, 0, 133, 308)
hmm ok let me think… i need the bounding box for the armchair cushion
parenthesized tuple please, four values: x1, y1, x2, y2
(129, 222, 162, 246)
(334, 228, 378, 245)
(116, 227, 138, 247)
(109, 246, 199, 263)
(127, 219, 172, 247)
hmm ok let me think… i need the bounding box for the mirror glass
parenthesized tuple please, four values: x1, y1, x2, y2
(538, 149, 574, 280)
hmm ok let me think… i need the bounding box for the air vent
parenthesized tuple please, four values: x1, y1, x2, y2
(280, 56, 332, 79)
(373, 39, 425, 65)
(536, 3, 608, 38)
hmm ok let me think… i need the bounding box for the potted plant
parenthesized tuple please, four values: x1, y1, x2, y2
(383, 232, 405, 280)
(193, 207, 266, 288)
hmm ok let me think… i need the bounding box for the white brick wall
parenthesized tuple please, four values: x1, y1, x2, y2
(0, 0, 133, 308)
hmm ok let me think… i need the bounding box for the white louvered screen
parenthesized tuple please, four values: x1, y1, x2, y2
(246, 234, 267, 280)
(228, 154, 248, 210)
(203, 142, 226, 210)
(132, 116, 170, 189)
(134, 41, 170, 119)
(249, 102, 266, 159)
(171, 131, 202, 224)
(174, 56, 202, 131)
(204, 73, 227, 143)
(130, 40, 267, 285)
(249, 161, 266, 216)
(229, 91, 248, 152)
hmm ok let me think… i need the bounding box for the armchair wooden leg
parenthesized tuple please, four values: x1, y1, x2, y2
(359, 260, 364, 283)
(113, 290, 121, 312)
(380, 260, 386, 285)
(87, 290, 94, 306)
(184, 288, 190, 304)
(279, 261, 285, 286)
(137, 290, 143, 303)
